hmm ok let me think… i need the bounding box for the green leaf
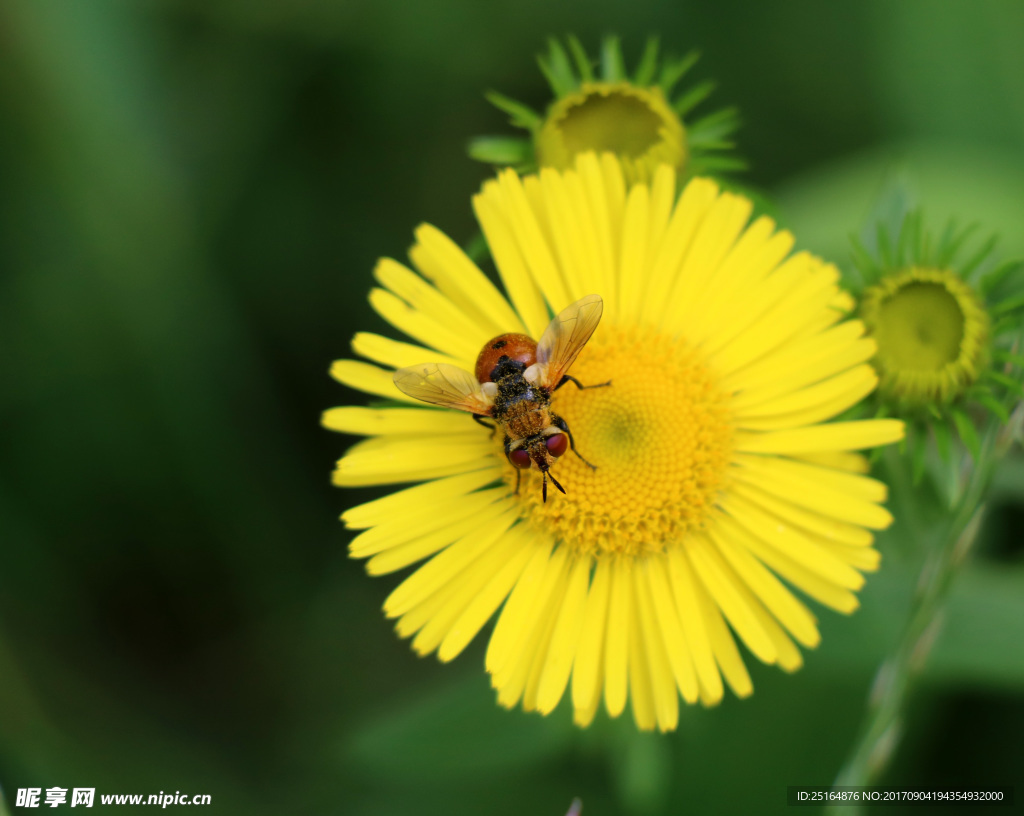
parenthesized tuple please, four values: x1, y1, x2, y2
(566, 34, 594, 83)
(931, 564, 1024, 687)
(993, 348, 1024, 369)
(979, 259, 1023, 296)
(876, 222, 894, 269)
(976, 393, 1011, 424)
(992, 315, 1024, 337)
(538, 38, 578, 97)
(951, 409, 980, 459)
(911, 428, 927, 484)
(672, 79, 716, 118)
(633, 36, 660, 86)
(932, 416, 952, 462)
(989, 370, 1024, 397)
(685, 107, 740, 142)
(914, 210, 929, 264)
(345, 673, 575, 784)
(958, 233, 998, 281)
(467, 135, 533, 165)
(992, 290, 1024, 316)
(895, 210, 919, 266)
(688, 155, 748, 173)
(600, 35, 626, 82)
(935, 221, 977, 267)
(484, 90, 541, 130)
(685, 137, 735, 152)
(818, 561, 1024, 687)
(659, 51, 699, 96)
(610, 729, 672, 815)
(463, 231, 490, 265)
(849, 235, 879, 284)
(776, 143, 1024, 271)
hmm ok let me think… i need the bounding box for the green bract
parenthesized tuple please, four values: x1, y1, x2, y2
(469, 36, 743, 183)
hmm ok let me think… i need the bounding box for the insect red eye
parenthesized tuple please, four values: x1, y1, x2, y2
(546, 433, 568, 457)
(510, 449, 532, 469)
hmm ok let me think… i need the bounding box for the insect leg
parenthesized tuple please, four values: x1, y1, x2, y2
(554, 374, 612, 392)
(504, 435, 522, 495)
(553, 415, 598, 470)
(473, 413, 497, 438)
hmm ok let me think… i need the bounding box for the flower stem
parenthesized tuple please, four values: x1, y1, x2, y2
(827, 408, 1021, 812)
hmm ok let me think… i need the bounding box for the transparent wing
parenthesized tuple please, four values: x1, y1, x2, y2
(535, 294, 604, 387)
(392, 363, 494, 415)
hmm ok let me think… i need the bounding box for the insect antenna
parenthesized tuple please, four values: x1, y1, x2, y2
(543, 469, 566, 503)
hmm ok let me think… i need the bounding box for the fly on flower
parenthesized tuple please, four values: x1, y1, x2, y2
(393, 294, 608, 501)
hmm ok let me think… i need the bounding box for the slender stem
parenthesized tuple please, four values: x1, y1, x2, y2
(826, 413, 1015, 813)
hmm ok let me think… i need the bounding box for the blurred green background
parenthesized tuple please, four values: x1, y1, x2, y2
(1, 1, 1023, 813)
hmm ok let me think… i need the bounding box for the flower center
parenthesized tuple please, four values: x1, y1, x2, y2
(535, 82, 687, 183)
(506, 326, 733, 557)
(860, 268, 989, 404)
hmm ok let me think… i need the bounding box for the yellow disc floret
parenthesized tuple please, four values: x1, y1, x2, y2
(860, 267, 989, 406)
(510, 325, 733, 557)
(535, 82, 687, 183)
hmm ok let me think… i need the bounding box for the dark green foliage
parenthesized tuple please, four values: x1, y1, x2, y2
(2, 2, 1024, 814)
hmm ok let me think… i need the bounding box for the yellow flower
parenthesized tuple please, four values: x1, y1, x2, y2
(534, 81, 686, 184)
(469, 36, 742, 184)
(851, 212, 1024, 469)
(325, 154, 904, 732)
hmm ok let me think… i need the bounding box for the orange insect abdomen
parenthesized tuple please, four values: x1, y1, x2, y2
(474, 333, 537, 383)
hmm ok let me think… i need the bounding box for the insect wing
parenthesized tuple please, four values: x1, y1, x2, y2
(535, 294, 603, 387)
(393, 363, 494, 415)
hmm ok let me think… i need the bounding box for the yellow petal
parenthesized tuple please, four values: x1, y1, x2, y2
(439, 525, 536, 661)
(485, 539, 557, 675)
(323, 406, 475, 436)
(536, 554, 592, 714)
(735, 457, 892, 531)
(617, 181, 651, 325)
(690, 567, 753, 699)
(571, 557, 612, 718)
(643, 556, 699, 703)
(349, 486, 508, 557)
(374, 257, 490, 343)
(383, 505, 519, 615)
(603, 557, 633, 718)
(666, 548, 722, 704)
(688, 537, 777, 665)
(351, 332, 463, 370)
(708, 525, 820, 648)
(409, 223, 524, 336)
(330, 359, 415, 403)
(369, 287, 473, 361)
(644, 177, 719, 329)
(633, 559, 679, 731)
(723, 492, 865, 590)
(627, 595, 658, 732)
(472, 186, 549, 337)
(342, 468, 500, 528)
(368, 499, 516, 576)
(332, 434, 496, 487)
(736, 419, 905, 455)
